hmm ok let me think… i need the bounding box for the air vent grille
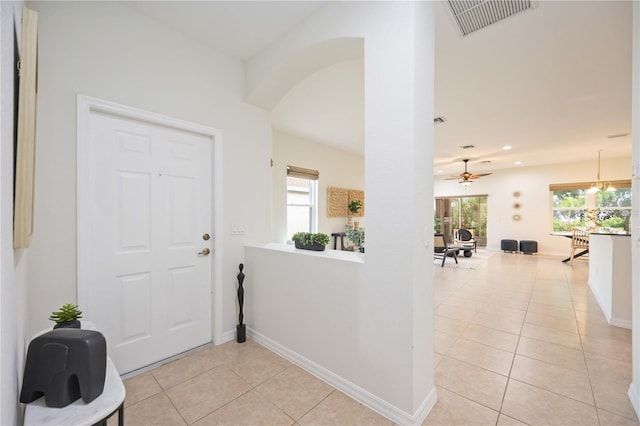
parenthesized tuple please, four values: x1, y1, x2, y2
(460, 144, 475, 150)
(434, 117, 446, 124)
(447, 0, 532, 37)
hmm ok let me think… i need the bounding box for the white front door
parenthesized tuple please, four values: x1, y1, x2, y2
(80, 108, 213, 374)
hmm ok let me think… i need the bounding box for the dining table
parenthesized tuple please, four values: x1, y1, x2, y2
(551, 232, 589, 263)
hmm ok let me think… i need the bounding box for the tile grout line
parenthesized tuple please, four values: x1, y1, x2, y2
(494, 269, 535, 425)
(566, 266, 603, 426)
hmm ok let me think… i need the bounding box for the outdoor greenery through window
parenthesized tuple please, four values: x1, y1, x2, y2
(286, 166, 319, 237)
(551, 181, 631, 232)
(435, 196, 488, 246)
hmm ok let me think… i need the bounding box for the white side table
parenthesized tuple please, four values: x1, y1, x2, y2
(24, 357, 124, 425)
(23, 323, 125, 425)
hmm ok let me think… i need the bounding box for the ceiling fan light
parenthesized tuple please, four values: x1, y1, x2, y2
(606, 183, 616, 192)
(459, 180, 473, 187)
(586, 184, 599, 194)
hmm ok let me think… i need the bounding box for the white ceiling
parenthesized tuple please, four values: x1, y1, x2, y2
(122, 1, 325, 60)
(123, 1, 633, 177)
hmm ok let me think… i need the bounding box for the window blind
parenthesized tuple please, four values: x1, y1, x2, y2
(287, 165, 319, 181)
(549, 180, 631, 192)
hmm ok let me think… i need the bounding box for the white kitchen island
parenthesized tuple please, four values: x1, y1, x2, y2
(588, 233, 632, 329)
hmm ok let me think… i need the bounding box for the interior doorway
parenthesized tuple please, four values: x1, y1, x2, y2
(435, 195, 488, 246)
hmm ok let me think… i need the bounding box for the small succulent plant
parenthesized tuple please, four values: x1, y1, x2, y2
(49, 303, 83, 324)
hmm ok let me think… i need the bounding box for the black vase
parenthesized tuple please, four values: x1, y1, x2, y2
(53, 320, 81, 329)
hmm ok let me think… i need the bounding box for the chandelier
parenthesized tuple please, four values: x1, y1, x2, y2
(586, 151, 615, 194)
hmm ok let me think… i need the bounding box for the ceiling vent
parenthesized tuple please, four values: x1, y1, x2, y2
(434, 117, 446, 124)
(446, 0, 534, 37)
(459, 144, 475, 150)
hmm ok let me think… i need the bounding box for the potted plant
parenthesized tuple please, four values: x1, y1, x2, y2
(291, 232, 330, 251)
(347, 199, 362, 229)
(49, 303, 83, 329)
(345, 226, 365, 252)
(348, 200, 362, 215)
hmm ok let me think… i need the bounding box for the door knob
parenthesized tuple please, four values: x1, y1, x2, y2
(198, 248, 210, 256)
(203, 233, 210, 241)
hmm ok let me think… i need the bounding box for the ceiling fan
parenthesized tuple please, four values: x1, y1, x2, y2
(445, 159, 492, 185)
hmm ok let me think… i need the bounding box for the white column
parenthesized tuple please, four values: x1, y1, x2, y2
(629, 0, 640, 417)
(362, 1, 435, 414)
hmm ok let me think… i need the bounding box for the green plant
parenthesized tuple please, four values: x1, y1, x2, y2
(291, 232, 330, 246)
(49, 303, 83, 324)
(348, 200, 362, 215)
(345, 226, 365, 248)
(434, 217, 442, 233)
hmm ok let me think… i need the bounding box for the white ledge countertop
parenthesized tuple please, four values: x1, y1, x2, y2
(245, 242, 365, 263)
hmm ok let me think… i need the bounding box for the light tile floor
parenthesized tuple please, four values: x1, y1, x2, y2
(429, 251, 638, 426)
(108, 252, 638, 425)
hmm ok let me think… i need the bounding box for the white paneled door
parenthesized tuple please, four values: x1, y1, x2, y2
(81, 108, 212, 374)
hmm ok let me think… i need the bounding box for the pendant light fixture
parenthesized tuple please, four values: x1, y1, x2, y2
(586, 150, 615, 194)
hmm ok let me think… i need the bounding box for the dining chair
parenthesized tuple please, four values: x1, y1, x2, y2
(570, 227, 589, 265)
(434, 233, 458, 267)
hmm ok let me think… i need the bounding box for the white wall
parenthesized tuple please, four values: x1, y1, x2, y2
(272, 130, 364, 243)
(1, 2, 28, 424)
(24, 1, 271, 342)
(628, 0, 640, 417)
(435, 156, 632, 255)
(248, 2, 435, 418)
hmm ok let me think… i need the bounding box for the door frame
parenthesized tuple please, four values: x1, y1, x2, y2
(76, 94, 224, 347)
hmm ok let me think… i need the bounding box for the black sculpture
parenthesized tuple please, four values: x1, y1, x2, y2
(237, 263, 246, 343)
(20, 329, 107, 408)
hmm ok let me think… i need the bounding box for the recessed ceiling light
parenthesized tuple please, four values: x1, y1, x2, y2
(503, 145, 512, 150)
(514, 161, 522, 165)
(436, 169, 444, 174)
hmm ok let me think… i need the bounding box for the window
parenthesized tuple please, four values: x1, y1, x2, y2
(286, 166, 319, 237)
(435, 195, 488, 246)
(550, 181, 631, 232)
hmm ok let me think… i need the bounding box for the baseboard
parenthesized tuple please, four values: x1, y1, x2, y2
(611, 317, 633, 329)
(588, 281, 612, 322)
(588, 285, 632, 329)
(413, 387, 438, 425)
(628, 383, 640, 420)
(215, 329, 236, 345)
(248, 327, 437, 425)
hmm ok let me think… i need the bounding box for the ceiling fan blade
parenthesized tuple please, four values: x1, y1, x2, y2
(442, 160, 492, 181)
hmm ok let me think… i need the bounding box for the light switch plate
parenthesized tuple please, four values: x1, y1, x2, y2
(231, 224, 246, 235)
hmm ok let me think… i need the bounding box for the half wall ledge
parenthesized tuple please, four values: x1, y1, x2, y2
(249, 242, 364, 263)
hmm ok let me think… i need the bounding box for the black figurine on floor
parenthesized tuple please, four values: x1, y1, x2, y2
(237, 263, 246, 343)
